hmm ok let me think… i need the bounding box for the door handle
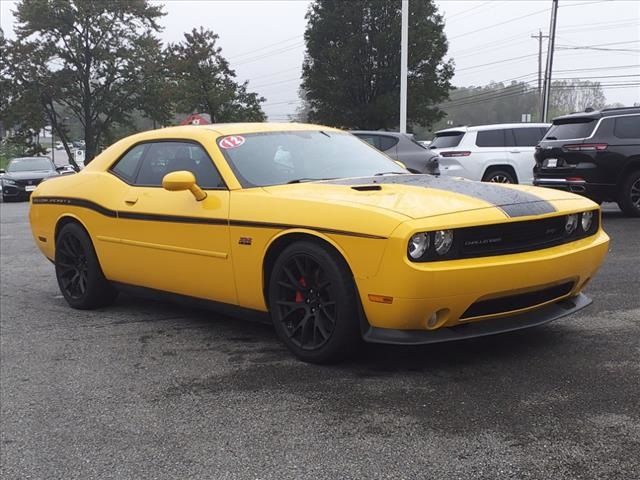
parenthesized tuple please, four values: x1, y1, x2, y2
(124, 195, 138, 205)
(510, 150, 521, 154)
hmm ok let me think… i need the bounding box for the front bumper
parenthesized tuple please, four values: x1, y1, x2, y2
(363, 293, 590, 345)
(356, 229, 609, 332)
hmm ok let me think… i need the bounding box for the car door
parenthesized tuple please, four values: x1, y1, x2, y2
(510, 127, 547, 184)
(475, 129, 512, 181)
(107, 140, 235, 304)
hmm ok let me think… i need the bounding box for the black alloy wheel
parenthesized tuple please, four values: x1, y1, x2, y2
(55, 223, 118, 309)
(484, 169, 516, 184)
(268, 241, 360, 363)
(618, 170, 640, 217)
(57, 233, 89, 300)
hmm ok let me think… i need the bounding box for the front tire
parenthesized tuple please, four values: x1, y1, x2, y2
(617, 170, 640, 217)
(55, 223, 118, 309)
(268, 241, 360, 363)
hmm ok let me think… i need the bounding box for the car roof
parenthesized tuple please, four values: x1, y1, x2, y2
(552, 106, 640, 122)
(351, 130, 407, 137)
(10, 156, 52, 161)
(435, 123, 550, 134)
(150, 122, 344, 137)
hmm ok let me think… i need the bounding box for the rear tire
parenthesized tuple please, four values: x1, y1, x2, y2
(55, 223, 118, 309)
(268, 241, 360, 363)
(617, 170, 640, 217)
(483, 168, 517, 184)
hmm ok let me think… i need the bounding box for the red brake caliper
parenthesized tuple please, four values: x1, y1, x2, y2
(295, 277, 307, 303)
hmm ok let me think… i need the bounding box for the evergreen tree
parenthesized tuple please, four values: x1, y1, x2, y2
(302, 0, 453, 130)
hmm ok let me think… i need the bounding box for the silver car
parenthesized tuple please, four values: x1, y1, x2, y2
(351, 131, 439, 175)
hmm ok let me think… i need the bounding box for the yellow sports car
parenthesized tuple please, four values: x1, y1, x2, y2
(29, 123, 609, 362)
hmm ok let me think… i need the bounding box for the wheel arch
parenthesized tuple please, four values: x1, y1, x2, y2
(262, 230, 355, 307)
(54, 214, 91, 246)
(482, 164, 519, 183)
(617, 156, 640, 186)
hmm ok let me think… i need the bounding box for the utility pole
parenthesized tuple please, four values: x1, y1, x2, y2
(542, 0, 559, 122)
(399, 0, 409, 134)
(531, 29, 549, 119)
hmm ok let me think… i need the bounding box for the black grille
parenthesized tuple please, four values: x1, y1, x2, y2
(461, 281, 574, 319)
(15, 178, 43, 187)
(457, 214, 598, 258)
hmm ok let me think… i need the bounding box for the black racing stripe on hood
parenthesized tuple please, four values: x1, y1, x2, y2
(323, 175, 556, 218)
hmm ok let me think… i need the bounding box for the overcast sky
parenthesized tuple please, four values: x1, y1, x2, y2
(1, 0, 638, 121)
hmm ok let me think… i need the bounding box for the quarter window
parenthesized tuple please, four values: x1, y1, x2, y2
(378, 135, 399, 151)
(613, 116, 640, 139)
(111, 144, 146, 182)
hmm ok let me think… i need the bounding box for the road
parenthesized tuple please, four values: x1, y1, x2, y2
(1, 201, 639, 479)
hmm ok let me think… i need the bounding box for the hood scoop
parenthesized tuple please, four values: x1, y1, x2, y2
(351, 185, 382, 192)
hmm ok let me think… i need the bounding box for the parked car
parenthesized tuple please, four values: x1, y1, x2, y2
(534, 106, 640, 217)
(55, 141, 64, 150)
(351, 131, 440, 174)
(29, 123, 608, 363)
(429, 123, 550, 184)
(0, 157, 71, 201)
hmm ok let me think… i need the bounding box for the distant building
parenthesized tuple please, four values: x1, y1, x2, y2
(180, 113, 212, 126)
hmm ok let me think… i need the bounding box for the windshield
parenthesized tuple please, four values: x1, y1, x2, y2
(430, 132, 464, 149)
(7, 158, 53, 172)
(218, 131, 407, 187)
(544, 119, 597, 140)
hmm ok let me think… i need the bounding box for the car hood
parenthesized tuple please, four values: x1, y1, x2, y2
(3, 170, 57, 181)
(263, 174, 586, 220)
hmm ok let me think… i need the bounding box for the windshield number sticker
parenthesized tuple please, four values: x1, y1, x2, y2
(219, 136, 245, 150)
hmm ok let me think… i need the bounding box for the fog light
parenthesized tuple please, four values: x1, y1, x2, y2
(409, 233, 430, 259)
(581, 211, 593, 232)
(565, 214, 579, 235)
(434, 230, 454, 256)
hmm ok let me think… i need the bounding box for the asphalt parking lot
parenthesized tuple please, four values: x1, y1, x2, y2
(1, 201, 639, 480)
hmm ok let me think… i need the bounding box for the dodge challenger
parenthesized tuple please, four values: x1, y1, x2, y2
(29, 123, 610, 363)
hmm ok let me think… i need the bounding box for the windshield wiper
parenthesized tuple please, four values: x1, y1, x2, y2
(545, 136, 558, 140)
(374, 171, 407, 176)
(286, 177, 335, 184)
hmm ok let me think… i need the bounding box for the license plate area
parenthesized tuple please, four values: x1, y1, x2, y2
(545, 158, 558, 168)
(25, 185, 37, 192)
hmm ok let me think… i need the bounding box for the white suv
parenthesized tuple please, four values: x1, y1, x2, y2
(429, 123, 550, 184)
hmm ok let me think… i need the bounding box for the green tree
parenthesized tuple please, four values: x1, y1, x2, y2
(302, 0, 453, 130)
(166, 27, 266, 123)
(8, 0, 166, 163)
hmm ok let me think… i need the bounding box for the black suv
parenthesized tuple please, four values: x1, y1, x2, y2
(534, 106, 640, 216)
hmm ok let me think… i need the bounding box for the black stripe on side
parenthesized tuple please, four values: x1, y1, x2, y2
(118, 211, 227, 226)
(323, 175, 557, 218)
(32, 196, 117, 217)
(229, 220, 386, 239)
(32, 196, 386, 239)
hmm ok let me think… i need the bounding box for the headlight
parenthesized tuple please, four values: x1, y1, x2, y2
(2, 178, 16, 186)
(434, 230, 454, 256)
(408, 233, 430, 259)
(565, 214, 579, 235)
(581, 211, 594, 232)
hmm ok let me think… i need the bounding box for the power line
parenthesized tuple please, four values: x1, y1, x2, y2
(227, 34, 303, 60)
(449, 7, 551, 40)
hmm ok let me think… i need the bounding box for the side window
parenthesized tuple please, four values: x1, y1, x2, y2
(476, 129, 508, 147)
(513, 127, 546, 147)
(134, 141, 225, 189)
(355, 135, 381, 150)
(378, 136, 399, 151)
(111, 144, 146, 182)
(613, 116, 640, 139)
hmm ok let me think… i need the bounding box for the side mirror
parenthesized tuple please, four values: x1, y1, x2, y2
(394, 160, 407, 170)
(162, 170, 207, 201)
